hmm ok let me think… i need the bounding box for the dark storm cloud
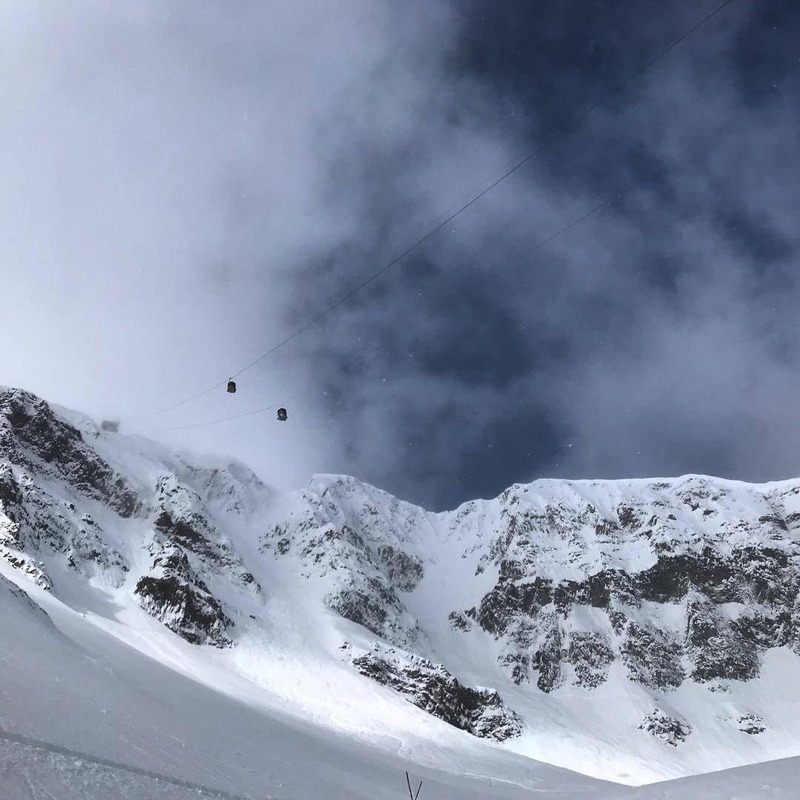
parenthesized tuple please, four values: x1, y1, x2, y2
(715, 204, 795, 268)
(450, 0, 719, 135)
(730, 0, 800, 107)
(410, 274, 532, 386)
(297, 0, 800, 510)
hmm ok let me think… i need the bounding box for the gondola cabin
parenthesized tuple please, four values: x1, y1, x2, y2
(227, 380, 237, 394)
(277, 407, 288, 421)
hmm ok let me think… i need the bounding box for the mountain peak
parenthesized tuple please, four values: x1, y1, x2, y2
(3, 389, 800, 782)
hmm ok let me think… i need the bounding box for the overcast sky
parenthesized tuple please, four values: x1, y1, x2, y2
(2, 1, 799, 510)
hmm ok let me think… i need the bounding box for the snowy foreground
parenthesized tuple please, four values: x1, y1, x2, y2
(2, 388, 800, 798)
(2, 569, 799, 800)
(0, 566, 595, 800)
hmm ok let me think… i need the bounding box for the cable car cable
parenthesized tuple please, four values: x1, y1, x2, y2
(131, 0, 737, 423)
(134, 192, 623, 435)
(141, 344, 383, 433)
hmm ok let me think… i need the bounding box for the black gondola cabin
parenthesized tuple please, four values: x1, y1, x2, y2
(277, 407, 287, 421)
(227, 380, 236, 394)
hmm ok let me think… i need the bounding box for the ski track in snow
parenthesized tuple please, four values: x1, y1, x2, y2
(0, 730, 252, 800)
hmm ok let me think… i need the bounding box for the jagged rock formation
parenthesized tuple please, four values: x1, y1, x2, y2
(451, 479, 800, 700)
(0, 389, 139, 517)
(351, 644, 522, 741)
(639, 710, 692, 746)
(5, 386, 800, 750)
(0, 418, 129, 591)
(134, 474, 260, 645)
(0, 387, 260, 648)
(260, 476, 426, 648)
(737, 714, 766, 735)
(134, 543, 233, 647)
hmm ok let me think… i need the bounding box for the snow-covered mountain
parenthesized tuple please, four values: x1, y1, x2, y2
(3, 386, 800, 796)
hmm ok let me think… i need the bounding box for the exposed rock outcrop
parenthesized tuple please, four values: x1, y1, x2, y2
(262, 477, 426, 647)
(0, 389, 261, 645)
(737, 714, 766, 735)
(0, 389, 140, 517)
(351, 644, 522, 741)
(639, 709, 692, 746)
(453, 479, 800, 693)
(134, 544, 233, 647)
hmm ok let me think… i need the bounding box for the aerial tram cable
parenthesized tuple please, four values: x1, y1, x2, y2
(131, 184, 614, 433)
(143, 344, 383, 433)
(136, 193, 613, 435)
(129, 173, 660, 436)
(138, 189, 625, 435)
(131, 0, 737, 423)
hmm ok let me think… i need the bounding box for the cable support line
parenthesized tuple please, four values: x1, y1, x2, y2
(145, 345, 383, 432)
(143, 194, 615, 435)
(153, 399, 283, 432)
(133, 188, 634, 429)
(133, 0, 737, 423)
(130, 380, 226, 422)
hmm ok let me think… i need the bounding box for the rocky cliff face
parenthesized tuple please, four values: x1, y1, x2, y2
(446, 479, 800, 700)
(260, 475, 427, 648)
(0, 390, 139, 517)
(3, 387, 800, 750)
(258, 474, 800, 747)
(351, 643, 522, 741)
(0, 388, 259, 647)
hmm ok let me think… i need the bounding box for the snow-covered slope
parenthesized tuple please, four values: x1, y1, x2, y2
(2, 386, 800, 796)
(257, 470, 800, 782)
(0, 569, 602, 800)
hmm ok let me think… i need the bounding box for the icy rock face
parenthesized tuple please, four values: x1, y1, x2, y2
(0, 388, 263, 647)
(639, 709, 692, 746)
(151, 474, 258, 590)
(262, 475, 426, 647)
(0, 390, 135, 590)
(737, 713, 766, 734)
(351, 643, 522, 741)
(134, 544, 233, 646)
(183, 460, 277, 518)
(134, 474, 259, 646)
(0, 389, 139, 517)
(0, 459, 127, 590)
(450, 478, 800, 695)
